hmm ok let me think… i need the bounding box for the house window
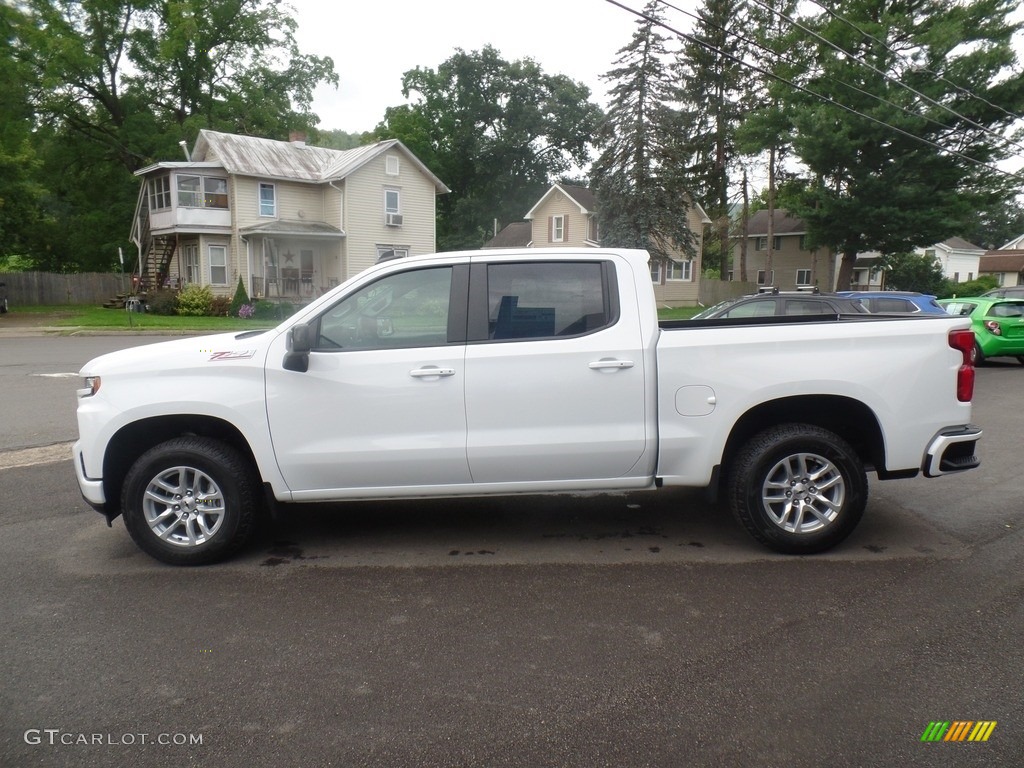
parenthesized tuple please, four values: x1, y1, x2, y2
(796, 269, 811, 285)
(385, 189, 400, 214)
(755, 236, 782, 251)
(757, 269, 775, 285)
(551, 215, 565, 243)
(183, 243, 200, 284)
(650, 262, 662, 283)
(385, 155, 400, 175)
(666, 259, 692, 281)
(149, 175, 172, 211)
(259, 183, 276, 217)
(587, 215, 599, 243)
(177, 175, 227, 209)
(208, 244, 227, 285)
(376, 246, 409, 262)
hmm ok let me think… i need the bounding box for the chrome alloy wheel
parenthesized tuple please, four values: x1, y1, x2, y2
(142, 465, 227, 547)
(760, 452, 845, 534)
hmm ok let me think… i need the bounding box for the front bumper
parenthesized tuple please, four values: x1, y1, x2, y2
(73, 441, 106, 510)
(923, 425, 982, 477)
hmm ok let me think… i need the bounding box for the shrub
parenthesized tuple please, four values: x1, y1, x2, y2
(238, 303, 256, 319)
(229, 277, 250, 316)
(176, 284, 214, 316)
(146, 289, 179, 316)
(252, 300, 294, 320)
(209, 295, 232, 317)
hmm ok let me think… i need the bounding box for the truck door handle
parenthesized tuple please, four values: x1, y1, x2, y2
(410, 367, 456, 378)
(588, 360, 635, 370)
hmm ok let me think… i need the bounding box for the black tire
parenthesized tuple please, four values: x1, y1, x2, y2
(1016, 356, 1024, 366)
(973, 343, 985, 365)
(122, 436, 258, 565)
(727, 424, 867, 554)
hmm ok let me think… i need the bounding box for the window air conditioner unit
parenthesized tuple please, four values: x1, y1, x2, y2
(385, 213, 403, 227)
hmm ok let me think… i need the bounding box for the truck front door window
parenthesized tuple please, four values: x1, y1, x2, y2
(317, 267, 453, 350)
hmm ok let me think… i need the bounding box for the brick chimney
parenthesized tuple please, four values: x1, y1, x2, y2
(288, 131, 308, 147)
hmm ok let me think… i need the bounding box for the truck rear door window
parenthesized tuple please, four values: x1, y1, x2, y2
(482, 262, 615, 341)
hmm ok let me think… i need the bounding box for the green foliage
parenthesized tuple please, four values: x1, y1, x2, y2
(145, 289, 179, 315)
(6, 0, 338, 271)
(252, 300, 294, 320)
(748, 0, 1024, 289)
(373, 45, 602, 250)
(878, 252, 948, 295)
(209, 295, 231, 317)
(944, 275, 999, 299)
(229, 277, 250, 316)
(175, 284, 214, 316)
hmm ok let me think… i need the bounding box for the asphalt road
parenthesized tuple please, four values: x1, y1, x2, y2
(1, 333, 1022, 767)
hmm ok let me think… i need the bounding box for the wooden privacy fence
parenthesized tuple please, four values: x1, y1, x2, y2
(0, 272, 125, 306)
(699, 279, 757, 307)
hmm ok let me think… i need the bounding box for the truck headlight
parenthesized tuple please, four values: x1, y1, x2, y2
(78, 376, 101, 398)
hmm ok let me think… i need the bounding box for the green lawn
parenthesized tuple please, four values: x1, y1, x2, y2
(12, 303, 701, 330)
(14, 304, 284, 331)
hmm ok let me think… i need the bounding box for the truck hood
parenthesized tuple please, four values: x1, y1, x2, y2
(79, 329, 278, 376)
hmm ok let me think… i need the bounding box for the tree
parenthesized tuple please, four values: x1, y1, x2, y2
(877, 252, 947, 295)
(591, 0, 695, 263)
(678, 0, 752, 279)
(374, 46, 602, 251)
(8, 0, 337, 270)
(772, 0, 1024, 289)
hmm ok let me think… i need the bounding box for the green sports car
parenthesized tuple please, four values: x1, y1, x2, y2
(939, 296, 1024, 365)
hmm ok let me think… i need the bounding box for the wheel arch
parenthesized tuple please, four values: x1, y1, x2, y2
(102, 415, 262, 518)
(720, 395, 885, 485)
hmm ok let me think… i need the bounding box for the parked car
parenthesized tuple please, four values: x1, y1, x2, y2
(981, 286, 1024, 298)
(938, 296, 1024, 364)
(836, 291, 946, 315)
(692, 289, 868, 319)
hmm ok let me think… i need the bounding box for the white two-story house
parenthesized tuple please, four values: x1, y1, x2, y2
(130, 129, 449, 300)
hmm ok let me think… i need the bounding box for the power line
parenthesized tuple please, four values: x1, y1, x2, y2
(808, 0, 1023, 124)
(745, 0, 1024, 158)
(659, 0, 1023, 158)
(601, 0, 1024, 182)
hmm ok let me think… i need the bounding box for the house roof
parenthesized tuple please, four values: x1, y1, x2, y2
(979, 250, 1024, 273)
(746, 209, 806, 236)
(239, 220, 345, 238)
(937, 236, 984, 252)
(483, 221, 532, 248)
(524, 184, 597, 219)
(185, 130, 450, 192)
(524, 183, 711, 224)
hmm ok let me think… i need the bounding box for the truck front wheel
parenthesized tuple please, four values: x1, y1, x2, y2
(122, 437, 258, 565)
(727, 424, 867, 554)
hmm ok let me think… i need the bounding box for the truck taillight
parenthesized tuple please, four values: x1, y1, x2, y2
(948, 329, 975, 402)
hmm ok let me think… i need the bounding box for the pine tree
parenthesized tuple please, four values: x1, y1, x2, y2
(591, 0, 695, 263)
(677, 0, 752, 280)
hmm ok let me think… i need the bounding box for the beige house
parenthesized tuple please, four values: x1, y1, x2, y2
(979, 251, 1024, 287)
(485, 183, 711, 306)
(730, 210, 836, 291)
(130, 129, 449, 300)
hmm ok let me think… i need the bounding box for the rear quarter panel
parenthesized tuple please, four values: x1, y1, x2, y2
(654, 315, 973, 485)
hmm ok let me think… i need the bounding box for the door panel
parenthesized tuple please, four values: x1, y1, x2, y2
(265, 265, 470, 493)
(464, 260, 647, 484)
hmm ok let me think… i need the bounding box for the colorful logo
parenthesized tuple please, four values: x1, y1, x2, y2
(921, 721, 997, 742)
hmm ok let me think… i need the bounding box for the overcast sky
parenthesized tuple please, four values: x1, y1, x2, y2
(289, 0, 657, 133)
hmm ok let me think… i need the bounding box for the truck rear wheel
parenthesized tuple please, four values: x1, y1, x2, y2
(122, 436, 257, 565)
(727, 424, 867, 554)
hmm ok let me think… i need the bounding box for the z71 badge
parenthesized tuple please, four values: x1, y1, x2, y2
(208, 350, 257, 361)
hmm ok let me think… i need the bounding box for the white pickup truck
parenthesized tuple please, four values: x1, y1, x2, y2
(73, 248, 982, 565)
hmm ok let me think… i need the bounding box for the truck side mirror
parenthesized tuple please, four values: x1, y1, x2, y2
(283, 322, 312, 372)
